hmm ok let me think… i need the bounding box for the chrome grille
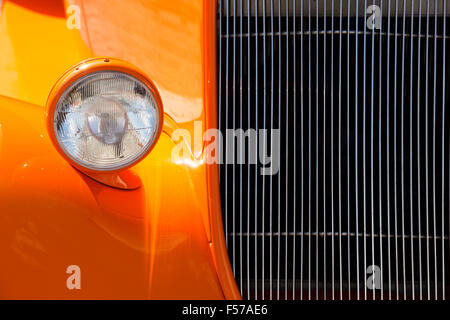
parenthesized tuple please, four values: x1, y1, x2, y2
(217, 0, 450, 300)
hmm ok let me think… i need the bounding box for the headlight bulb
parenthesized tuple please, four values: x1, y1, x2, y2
(85, 96, 128, 145)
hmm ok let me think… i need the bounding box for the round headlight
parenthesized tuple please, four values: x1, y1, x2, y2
(48, 60, 162, 172)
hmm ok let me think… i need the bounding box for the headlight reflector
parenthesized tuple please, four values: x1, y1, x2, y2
(53, 70, 160, 171)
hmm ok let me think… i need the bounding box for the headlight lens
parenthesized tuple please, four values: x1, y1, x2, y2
(54, 71, 160, 171)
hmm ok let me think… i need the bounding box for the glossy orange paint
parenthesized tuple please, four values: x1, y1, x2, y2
(0, 0, 92, 106)
(202, 0, 241, 300)
(0, 0, 240, 299)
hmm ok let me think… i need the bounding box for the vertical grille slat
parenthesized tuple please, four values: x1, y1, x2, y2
(276, 0, 281, 301)
(338, 0, 343, 301)
(378, 0, 384, 301)
(292, 0, 299, 300)
(386, 0, 392, 300)
(425, 0, 430, 299)
(354, 0, 361, 300)
(247, 0, 251, 301)
(432, 0, 438, 301)
(330, 0, 335, 300)
(393, 0, 399, 300)
(280, 1, 290, 300)
(217, 0, 450, 300)
(254, 0, 259, 300)
(219, 0, 222, 182)
(346, 0, 351, 300)
(370, 0, 376, 301)
(232, 0, 237, 280)
(307, 0, 313, 300)
(314, 0, 320, 300)
(323, 0, 328, 300)
(298, 0, 303, 300)
(401, 0, 406, 300)
(224, 0, 229, 253)
(409, 0, 415, 301)
(362, 0, 368, 300)
(262, 0, 267, 300)
(269, 0, 274, 300)
(239, 0, 243, 294)
(441, 0, 447, 301)
(284, 0, 289, 301)
(416, 0, 423, 300)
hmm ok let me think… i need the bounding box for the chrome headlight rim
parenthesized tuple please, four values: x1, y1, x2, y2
(45, 57, 164, 173)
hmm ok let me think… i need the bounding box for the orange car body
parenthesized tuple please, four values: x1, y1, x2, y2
(0, 0, 240, 299)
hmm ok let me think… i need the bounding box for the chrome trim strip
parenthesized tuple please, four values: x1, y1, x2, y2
(441, 0, 447, 302)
